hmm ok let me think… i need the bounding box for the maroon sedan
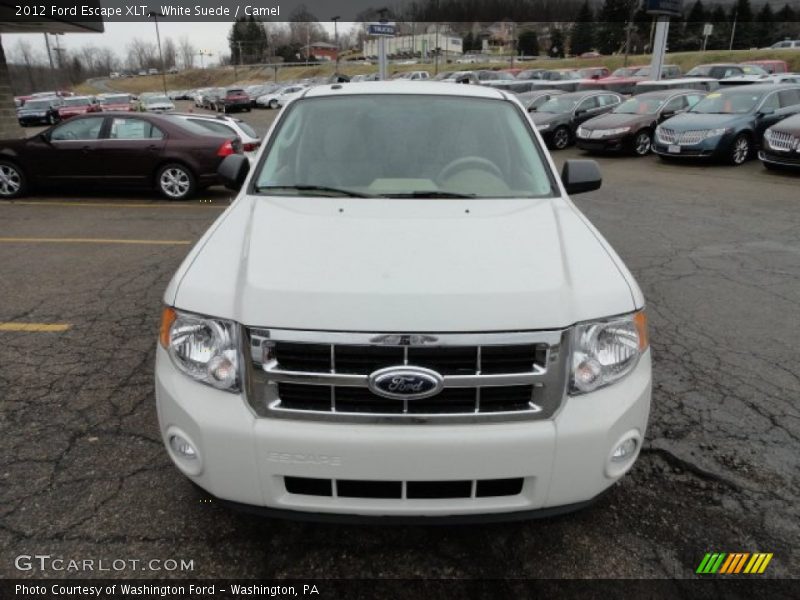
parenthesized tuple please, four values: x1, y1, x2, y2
(0, 112, 242, 200)
(57, 95, 102, 120)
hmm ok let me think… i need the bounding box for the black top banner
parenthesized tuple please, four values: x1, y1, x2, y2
(2, 0, 680, 23)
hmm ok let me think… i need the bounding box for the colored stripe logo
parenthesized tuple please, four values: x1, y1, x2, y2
(696, 552, 773, 574)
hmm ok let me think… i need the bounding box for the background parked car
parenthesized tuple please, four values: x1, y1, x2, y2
(57, 96, 101, 120)
(138, 94, 175, 112)
(167, 112, 261, 160)
(531, 90, 624, 149)
(17, 97, 62, 126)
(0, 112, 242, 200)
(256, 85, 307, 109)
(576, 89, 708, 156)
(759, 113, 800, 169)
(97, 93, 133, 111)
(213, 87, 251, 113)
(653, 84, 800, 165)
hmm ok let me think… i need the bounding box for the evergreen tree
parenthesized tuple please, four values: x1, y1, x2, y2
(730, 0, 754, 50)
(684, 1, 708, 50)
(517, 30, 540, 56)
(549, 28, 565, 57)
(754, 4, 774, 49)
(570, 1, 595, 56)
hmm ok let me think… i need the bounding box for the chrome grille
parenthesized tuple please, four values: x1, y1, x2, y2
(764, 129, 799, 152)
(658, 128, 707, 145)
(244, 328, 569, 423)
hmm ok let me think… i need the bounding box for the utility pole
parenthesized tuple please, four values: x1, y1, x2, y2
(148, 11, 168, 96)
(332, 16, 340, 72)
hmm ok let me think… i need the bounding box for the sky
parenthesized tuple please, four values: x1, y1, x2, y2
(2, 21, 347, 68)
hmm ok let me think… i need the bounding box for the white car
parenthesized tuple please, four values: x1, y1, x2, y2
(167, 112, 262, 162)
(156, 82, 651, 522)
(139, 95, 175, 112)
(256, 85, 307, 109)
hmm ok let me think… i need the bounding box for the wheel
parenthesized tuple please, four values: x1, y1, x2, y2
(632, 130, 652, 156)
(0, 161, 27, 199)
(728, 134, 750, 166)
(269, 99, 278, 110)
(156, 163, 196, 201)
(551, 126, 571, 150)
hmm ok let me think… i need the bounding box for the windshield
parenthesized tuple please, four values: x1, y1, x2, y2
(614, 97, 665, 114)
(99, 95, 129, 104)
(611, 67, 639, 77)
(537, 97, 578, 113)
(254, 95, 554, 199)
(24, 100, 51, 109)
(689, 91, 762, 114)
(62, 97, 91, 106)
(146, 96, 171, 104)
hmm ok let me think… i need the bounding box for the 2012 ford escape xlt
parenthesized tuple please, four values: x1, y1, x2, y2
(155, 82, 651, 522)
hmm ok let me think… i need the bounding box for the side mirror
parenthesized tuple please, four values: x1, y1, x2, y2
(561, 159, 602, 195)
(217, 154, 250, 191)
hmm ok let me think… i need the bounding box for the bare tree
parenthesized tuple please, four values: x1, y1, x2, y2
(12, 40, 40, 89)
(178, 36, 195, 69)
(162, 37, 177, 69)
(127, 37, 157, 71)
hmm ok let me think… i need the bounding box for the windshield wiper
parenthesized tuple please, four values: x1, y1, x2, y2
(382, 191, 477, 198)
(255, 184, 370, 198)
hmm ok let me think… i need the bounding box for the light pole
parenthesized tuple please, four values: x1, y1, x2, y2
(331, 16, 340, 73)
(148, 11, 168, 96)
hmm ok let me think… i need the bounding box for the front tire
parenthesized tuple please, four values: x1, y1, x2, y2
(728, 134, 750, 166)
(0, 161, 27, 199)
(551, 126, 571, 150)
(156, 163, 196, 201)
(632, 130, 652, 156)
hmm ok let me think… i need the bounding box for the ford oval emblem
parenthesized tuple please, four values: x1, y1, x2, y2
(368, 366, 444, 400)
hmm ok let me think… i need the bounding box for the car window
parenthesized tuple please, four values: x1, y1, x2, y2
(662, 96, 686, 113)
(759, 93, 780, 112)
(109, 118, 164, 140)
(598, 94, 620, 107)
(777, 89, 800, 108)
(50, 117, 105, 141)
(187, 119, 235, 136)
(255, 95, 555, 199)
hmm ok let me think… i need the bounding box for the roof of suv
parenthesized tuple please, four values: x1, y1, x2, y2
(302, 81, 507, 100)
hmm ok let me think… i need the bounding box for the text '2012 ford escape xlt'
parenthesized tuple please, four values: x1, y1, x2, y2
(155, 82, 651, 522)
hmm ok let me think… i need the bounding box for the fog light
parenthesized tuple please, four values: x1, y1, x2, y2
(169, 434, 197, 459)
(612, 438, 637, 462)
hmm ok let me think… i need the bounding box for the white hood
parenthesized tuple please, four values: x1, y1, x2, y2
(168, 195, 640, 331)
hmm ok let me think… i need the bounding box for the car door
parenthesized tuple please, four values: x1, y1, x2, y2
(572, 96, 602, 129)
(753, 92, 783, 140)
(99, 117, 166, 183)
(29, 116, 107, 181)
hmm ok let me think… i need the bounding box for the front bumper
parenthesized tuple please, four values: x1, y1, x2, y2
(759, 149, 800, 168)
(155, 346, 651, 519)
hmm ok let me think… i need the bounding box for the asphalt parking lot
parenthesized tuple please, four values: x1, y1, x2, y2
(1, 107, 799, 582)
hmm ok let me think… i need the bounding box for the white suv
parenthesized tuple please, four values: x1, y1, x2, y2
(156, 82, 651, 522)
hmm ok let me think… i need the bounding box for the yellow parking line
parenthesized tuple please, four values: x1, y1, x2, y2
(0, 201, 225, 209)
(0, 237, 191, 245)
(0, 322, 71, 332)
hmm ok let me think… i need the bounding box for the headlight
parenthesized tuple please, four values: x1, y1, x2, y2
(159, 308, 241, 392)
(570, 310, 648, 394)
(537, 122, 551, 131)
(704, 128, 729, 139)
